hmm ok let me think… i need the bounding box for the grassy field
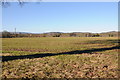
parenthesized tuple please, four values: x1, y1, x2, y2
(2, 37, 119, 78)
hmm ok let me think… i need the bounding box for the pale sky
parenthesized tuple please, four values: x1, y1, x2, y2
(2, 2, 118, 33)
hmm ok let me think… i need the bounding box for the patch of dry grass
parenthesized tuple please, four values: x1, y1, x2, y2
(2, 37, 119, 78)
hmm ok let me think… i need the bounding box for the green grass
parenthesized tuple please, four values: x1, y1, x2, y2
(2, 37, 119, 78)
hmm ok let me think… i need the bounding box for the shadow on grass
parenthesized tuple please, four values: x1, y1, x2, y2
(2, 45, 119, 62)
(86, 39, 120, 44)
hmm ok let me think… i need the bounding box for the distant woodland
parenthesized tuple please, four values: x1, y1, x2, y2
(1, 30, 119, 38)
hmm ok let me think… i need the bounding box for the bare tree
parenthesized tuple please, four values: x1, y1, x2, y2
(1, 0, 23, 7)
(1, 0, 42, 7)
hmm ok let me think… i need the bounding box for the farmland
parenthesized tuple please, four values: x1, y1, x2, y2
(2, 37, 119, 78)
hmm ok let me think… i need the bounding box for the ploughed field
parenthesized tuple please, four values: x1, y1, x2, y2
(2, 37, 119, 78)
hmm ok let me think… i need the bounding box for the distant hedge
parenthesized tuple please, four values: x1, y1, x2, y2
(0, 31, 118, 38)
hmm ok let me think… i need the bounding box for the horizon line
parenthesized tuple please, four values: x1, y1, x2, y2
(1, 30, 118, 34)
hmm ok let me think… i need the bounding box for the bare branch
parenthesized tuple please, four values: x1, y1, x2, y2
(1, 0, 42, 7)
(1, 0, 10, 7)
(1, 0, 25, 7)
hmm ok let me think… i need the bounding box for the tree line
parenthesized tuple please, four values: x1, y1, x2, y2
(0, 30, 118, 38)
